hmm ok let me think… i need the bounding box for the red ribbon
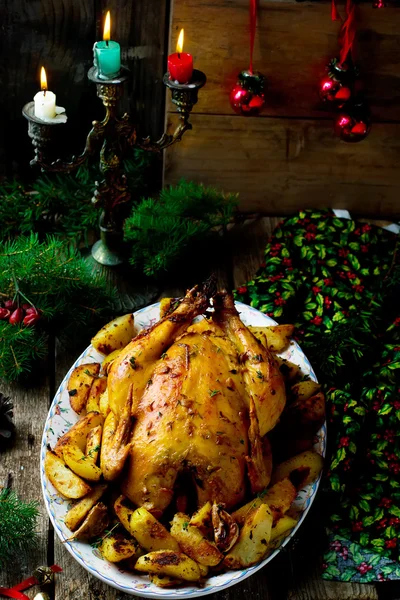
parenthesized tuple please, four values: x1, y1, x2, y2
(0, 565, 62, 600)
(249, 0, 257, 73)
(331, 0, 357, 65)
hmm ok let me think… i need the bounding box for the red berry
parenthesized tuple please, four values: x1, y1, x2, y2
(21, 303, 32, 311)
(23, 311, 41, 326)
(4, 300, 16, 311)
(0, 308, 10, 320)
(335, 87, 351, 101)
(9, 307, 24, 325)
(25, 306, 37, 315)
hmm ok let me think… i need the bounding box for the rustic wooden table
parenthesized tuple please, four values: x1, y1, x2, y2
(1, 217, 396, 600)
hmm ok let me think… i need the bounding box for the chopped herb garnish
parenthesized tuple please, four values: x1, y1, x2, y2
(158, 411, 163, 417)
(253, 354, 263, 362)
(182, 522, 189, 530)
(256, 370, 264, 381)
(147, 378, 153, 387)
(68, 389, 77, 397)
(240, 439, 244, 445)
(209, 389, 220, 397)
(129, 356, 137, 370)
(161, 352, 168, 360)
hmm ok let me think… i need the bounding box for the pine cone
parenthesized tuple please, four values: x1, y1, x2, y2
(0, 393, 15, 441)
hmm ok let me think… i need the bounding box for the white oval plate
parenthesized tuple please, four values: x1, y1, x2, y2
(41, 301, 326, 598)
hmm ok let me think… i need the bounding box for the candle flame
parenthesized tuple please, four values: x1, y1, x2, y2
(40, 67, 48, 91)
(103, 11, 111, 41)
(176, 29, 184, 54)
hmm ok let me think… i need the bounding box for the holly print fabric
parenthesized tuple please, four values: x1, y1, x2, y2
(235, 209, 400, 582)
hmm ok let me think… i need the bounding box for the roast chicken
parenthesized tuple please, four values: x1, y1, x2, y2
(103, 281, 286, 513)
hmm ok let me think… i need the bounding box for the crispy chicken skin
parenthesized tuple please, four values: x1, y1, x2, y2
(105, 283, 286, 512)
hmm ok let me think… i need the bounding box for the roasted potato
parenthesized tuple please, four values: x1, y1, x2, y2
(85, 425, 102, 464)
(99, 388, 110, 417)
(45, 451, 91, 499)
(86, 377, 107, 413)
(64, 484, 107, 531)
(290, 380, 321, 402)
(63, 445, 102, 482)
(270, 515, 298, 543)
(232, 477, 296, 526)
(68, 363, 101, 414)
(280, 392, 325, 436)
(135, 551, 201, 582)
(67, 502, 109, 540)
(54, 412, 104, 457)
(100, 533, 140, 562)
(189, 501, 212, 536)
(272, 450, 324, 489)
(149, 574, 184, 588)
(224, 503, 273, 569)
(102, 348, 123, 375)
(170, 513, 223, 566)
(91, 314, 135, 355)
(114, 497, 180, 552)
(249, 325, 295, 353)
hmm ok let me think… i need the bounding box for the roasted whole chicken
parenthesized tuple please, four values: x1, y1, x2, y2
(103, 281, 286, 513)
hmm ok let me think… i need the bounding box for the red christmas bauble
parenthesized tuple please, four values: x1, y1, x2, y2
(319, 59, 356, 108)
(230, 70, 266, 116)
(334, 103, 371, 143)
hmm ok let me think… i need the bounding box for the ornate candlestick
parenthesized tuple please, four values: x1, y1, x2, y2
(22, 66, 206, 266)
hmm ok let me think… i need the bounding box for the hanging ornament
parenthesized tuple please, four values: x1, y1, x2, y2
(229, 0, 267, 116)
(319, 58, 357, 107)
(334, 101, 371, 142)
(373, 0, 386, 7)
(0, 565, 62, 600)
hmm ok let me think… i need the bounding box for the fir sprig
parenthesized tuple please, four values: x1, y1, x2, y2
(0, 234, 115, 380)
(0, 488, 39, 569)
(124, 180, 238, 276)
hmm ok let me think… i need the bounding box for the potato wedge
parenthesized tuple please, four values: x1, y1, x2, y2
(86, 377, 107, 413)
(224, 503, 273, 569)
(281, 392, 325, 435)
(64, 484, 107, 531)
(270, 515, 298, 543)
(91, 314, 134, 355)
(249, 325, 295, 353)
(102, 348, 123, 375)
(290, 380, 321, 403)
(272, 450, 324, 489)
(54, 412, 104, 457)
(170, 513, 223, 567)
(275, 356, 302, 382)
(99, 388, 110, 417)
(68, 363, 101, 414)
(232, 477, 297, 526)
(114, 497, 179, 552)
(189, 501, 213, 536)
(85, 425, 102, 464)
(149, 574, 184, 588)
(100, 534, 140, 562)
(68, 502, 109, 540)
(45, 451, 91, 499)
(135, 551, 201, 582)
(63, 445, 102, 482)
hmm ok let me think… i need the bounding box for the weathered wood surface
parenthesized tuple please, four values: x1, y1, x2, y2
(0, 0, 168, 176)
(165, 114, 400, 217)
(167, 0, 400, 122)
(1, 218, 393, 599)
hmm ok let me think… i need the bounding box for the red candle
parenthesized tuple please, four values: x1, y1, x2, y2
(168, 29, 193, 84)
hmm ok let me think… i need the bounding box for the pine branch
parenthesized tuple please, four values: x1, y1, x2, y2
(0, 488, 39, 569)
(125, 180, 238, 276)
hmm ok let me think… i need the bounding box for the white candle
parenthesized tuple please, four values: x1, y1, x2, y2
(34, 67, 56, 119)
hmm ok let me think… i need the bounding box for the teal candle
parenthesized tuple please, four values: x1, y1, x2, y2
(93, 40, 121, 80)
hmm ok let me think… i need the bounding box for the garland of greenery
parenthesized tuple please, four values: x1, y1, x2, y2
(0, 487, 39, 569)
(0, 234, 114, 381)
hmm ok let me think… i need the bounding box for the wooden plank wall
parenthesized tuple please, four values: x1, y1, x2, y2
(0, 0, 168, 177)
(164, 0, 400, 217)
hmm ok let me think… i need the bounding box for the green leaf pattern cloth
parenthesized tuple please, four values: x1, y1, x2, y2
(234, 209, 400, 582)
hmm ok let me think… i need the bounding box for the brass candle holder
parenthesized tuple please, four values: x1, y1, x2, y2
(22, 67, 206, 266)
